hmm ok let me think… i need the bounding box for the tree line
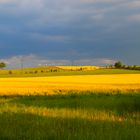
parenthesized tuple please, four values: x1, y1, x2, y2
(110, 61, 140, 70)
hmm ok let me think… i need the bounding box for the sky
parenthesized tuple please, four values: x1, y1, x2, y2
(0, 0, 140, 68)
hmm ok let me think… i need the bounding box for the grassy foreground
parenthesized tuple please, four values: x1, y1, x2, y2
(0, 93, 140, 140)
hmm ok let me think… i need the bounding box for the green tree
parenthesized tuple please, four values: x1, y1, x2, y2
(114, 61, 123, 68)
(0, 62, 6, 69)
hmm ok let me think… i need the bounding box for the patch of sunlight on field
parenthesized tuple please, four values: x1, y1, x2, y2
(0, 102, 139, 124)
(57, 66, 99, 70)
(0, 74, 140, 95)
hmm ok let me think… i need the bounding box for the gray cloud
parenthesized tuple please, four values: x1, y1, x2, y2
(0, 0, 140, 66)
(1, 54, 116, 69)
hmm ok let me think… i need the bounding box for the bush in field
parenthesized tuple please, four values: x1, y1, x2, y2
(41, 70, 44, 73)
(53, 69, 57, 72)
(8, 71, 12, 74)
(34, 71, 38, 74)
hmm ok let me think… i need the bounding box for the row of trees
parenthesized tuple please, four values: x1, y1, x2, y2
(111, 61, 140, 70)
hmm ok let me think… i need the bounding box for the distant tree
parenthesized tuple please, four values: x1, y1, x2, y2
(114, 61, 123, 68)
(133, 65, 137, 69)
(0, 62, 6, 69)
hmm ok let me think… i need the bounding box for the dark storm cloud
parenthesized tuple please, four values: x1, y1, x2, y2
(0, 0, 140, 67)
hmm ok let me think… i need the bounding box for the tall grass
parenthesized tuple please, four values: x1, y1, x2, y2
(0, 93, 140, 140)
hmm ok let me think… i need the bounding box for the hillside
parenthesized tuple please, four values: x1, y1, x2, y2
(0, 66, 140, 78)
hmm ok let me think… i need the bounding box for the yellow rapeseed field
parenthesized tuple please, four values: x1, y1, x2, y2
(57, 66, 99, 70)
(0, 74, 140, 95)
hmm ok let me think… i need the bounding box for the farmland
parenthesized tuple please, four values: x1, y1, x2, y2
(0, 74, 140, 95)
(0, 67, 140, 140)
(0, 66, 140, 77)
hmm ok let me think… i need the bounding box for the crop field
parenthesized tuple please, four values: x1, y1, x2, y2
(0, 69, 140, 140)
(0, 74, 140, 95)
(0, 67, 140, 77)
(57, 65, 99, 70)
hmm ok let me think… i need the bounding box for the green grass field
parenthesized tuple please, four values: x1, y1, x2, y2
(0, 92, 140, 140)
